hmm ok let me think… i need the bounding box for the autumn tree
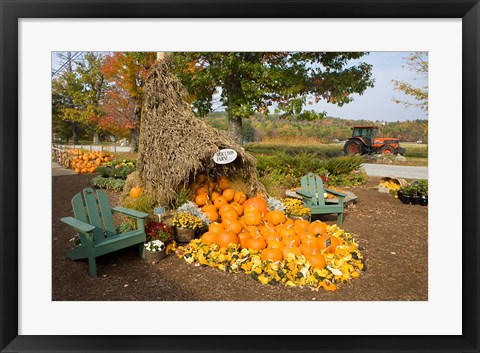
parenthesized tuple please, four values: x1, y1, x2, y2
(171, 52, 374, 145)
(392, 52, 428, 113)
(101, 52, 156, 151)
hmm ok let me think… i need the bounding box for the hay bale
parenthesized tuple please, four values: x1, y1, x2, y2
(138, 58, 265, 207)
(123, 171, 140, 197)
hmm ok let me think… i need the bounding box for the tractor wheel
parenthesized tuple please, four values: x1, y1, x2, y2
(343, 140, 364, 155)
(380, 146, 395, 155)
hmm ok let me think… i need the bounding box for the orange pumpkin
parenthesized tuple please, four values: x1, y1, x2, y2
(129, 186, 143, 198)
(282, 245, 302, 259)
(203, 210, 219, 222)
(233, 191, 247, 205)
(211, 191, 221, 201)
(264, 231, 282, 244)
(195, 193, 209, 206)
(308, 221, 328, 236)
(267, 240, 284, 250)
(261, 248, 283, 262)
(309, 253, 326, 269)
(265, 210, 286, 226)
(201, 232, 218, 245)
(222, 188, 235, 202)
(196, 187, 208, 195)
(325, 235, 340, 254)
(238, 232, 251, 249)
(230, 203, 244, 217)
(293, 219, 310, 231)
(243, 206, 262, 226)
(220, 209, 239, 222)
(216, 231, 239, 248)
(202, 204, 217, 213)
(222, 219, 243, 235)
(243, 196, 268, 217)
(247, 235, 266, 251)
(208, 222, 224, 234)
(214, 196, 228, 210)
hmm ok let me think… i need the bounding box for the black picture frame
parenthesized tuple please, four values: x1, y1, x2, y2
(1, 1, 478, 352)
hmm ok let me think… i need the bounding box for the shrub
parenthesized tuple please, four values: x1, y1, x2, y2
(122, 194, 156, 221)
(91, 176, 125, 191)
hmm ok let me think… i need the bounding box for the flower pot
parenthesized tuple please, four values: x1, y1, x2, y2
(410, 196, 420, 205)
(400, 195, 411, 204)
(419, 196, 428, 206)
(175, 227, 195, 243)
(145, 249, 165, 263)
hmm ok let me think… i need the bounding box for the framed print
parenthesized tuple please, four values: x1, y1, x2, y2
(1, 0, 479, 352)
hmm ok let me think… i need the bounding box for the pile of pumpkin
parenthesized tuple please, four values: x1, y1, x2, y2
(65, 149, 114, 174)
(177, 177, 365, 291)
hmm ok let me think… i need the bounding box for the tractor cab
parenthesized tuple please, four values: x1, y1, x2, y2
(352, 126, 378, 147)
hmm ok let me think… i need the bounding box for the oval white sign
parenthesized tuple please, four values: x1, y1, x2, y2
(213, 149, 237, 164)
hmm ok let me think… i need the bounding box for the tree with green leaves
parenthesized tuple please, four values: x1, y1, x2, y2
(52, 52, 107, 144)
(171, 52, 374, 144)
(392, 52, 428, 113)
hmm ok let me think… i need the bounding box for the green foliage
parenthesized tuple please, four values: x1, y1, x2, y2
(328, 171, 367, 187)
(171, 188, 194, 209)
(91, 176, 125, 191)
(122, 194, 156, 220)
(322, 155, 364, 176)
(95, 160, 136, 180)
(116, 222, 133, 234)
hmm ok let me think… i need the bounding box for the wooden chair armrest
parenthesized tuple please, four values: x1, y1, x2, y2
(295, 189, 312, 199)
(61, 217, 95, 233)
(325, 188, 347, 198)
(112, 207, 149, 219)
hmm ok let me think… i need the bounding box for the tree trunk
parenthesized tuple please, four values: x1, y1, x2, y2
(93, 132, 100, 145)
(227, 113, 243, 145)
(130, 105, 142, 152)
(72, 122, 79, 145)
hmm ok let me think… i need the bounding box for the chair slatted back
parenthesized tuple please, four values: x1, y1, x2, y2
(300, 173, 326, 206)
(71, 187, 117, 243)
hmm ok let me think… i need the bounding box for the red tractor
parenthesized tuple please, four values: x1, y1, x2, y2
(343, 126, 406, 156)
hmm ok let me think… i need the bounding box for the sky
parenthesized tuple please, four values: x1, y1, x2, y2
(310, 51, 428, 122)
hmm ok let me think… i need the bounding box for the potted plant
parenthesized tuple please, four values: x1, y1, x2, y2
(172, 212, 203, 242)
(144, 239, 166, 263)
(281, 198, 311, 220)
(399, 185, 412, 204)
(418, 180, 428, 206)
(145, 221, 174, 244)
(409, 183, 420, 205)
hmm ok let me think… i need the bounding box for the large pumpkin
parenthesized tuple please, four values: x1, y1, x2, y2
(243, 196, 268, 217)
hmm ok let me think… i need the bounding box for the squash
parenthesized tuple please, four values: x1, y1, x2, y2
(129, 186, 143, 198)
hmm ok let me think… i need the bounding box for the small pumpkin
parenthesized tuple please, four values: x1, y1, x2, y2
(214, 196, 228, 210)
(222, 188, 235, 202)
(282, 244, 302, 259)
(201, 232, 218, 245)
(233, 191, 247, 205)
(195, 193, 209, 206)
(261, 248, 283, 262)
(247, 235, 267, 251)
(243, 196, 268, 217)
(308, 221, 328, 236)
(208, 222, 224, 234)
(308, 252, 326, 269)
(238, 232, 251, 249)
(203, 209, 219, 222)
(265, 210, 286, 226)
(216, 231, 240, 248)
(243, 206, 262, 226)
(222, 219, 243, 235)
(230, 202, 244, 217)
(129, 186, 143, 198)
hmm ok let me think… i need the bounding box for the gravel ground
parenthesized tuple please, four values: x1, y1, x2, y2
(52, 174, 427, 301)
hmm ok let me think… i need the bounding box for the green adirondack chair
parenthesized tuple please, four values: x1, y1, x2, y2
(295, 173, 347, 226)
(61, 187, 148, 277)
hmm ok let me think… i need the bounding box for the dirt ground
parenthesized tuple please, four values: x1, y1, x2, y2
(52, 174, 428, 301)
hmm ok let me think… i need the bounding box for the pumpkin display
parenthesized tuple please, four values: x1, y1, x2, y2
(67, 149, 114, 174)
(129, 186, 143, 198)
(216, 231, 240, 248)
